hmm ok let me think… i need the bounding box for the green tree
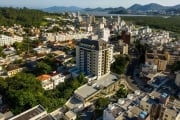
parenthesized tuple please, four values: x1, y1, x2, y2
(111, 55, 130, 74)
(42, 54, 56, 70)
(94, 97, 110, 118)
(35, 61, 52, 75)
(70, 79, 80, 90)
(5, 73, 43, 114)
(0, 77, 7, 93)
(0, 46, 4, 57)
(95, 97, 110, 109)
(64, 88, 73, 99)
(77, 73, 86, 84)
(116, 87, 128, 98)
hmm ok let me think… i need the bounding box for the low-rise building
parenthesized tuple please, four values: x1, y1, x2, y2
(145, 50, 169, 71)
(66, 73, 123, 112)
(9, 105, 54, 120)
(64, 111, 77, 120)
(33, 47, 51, 55)
(41, 32, 91, 42)
(37, 73, 65, 90)
(167, 51, 180, 65)
(121, 43, 128, 55)
(37, 74, 53, 90)
(103, 90, 180, 120)
(6, 64, 24, 77)
(103, 90, 149, 120)
(160, 99, 180, 120)
(141, 63, 157, 74)
(51, 73, 65, 86)
(0, 35, 23, 46)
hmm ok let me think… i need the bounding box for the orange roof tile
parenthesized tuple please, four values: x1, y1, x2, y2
(36, 74, 51, 81)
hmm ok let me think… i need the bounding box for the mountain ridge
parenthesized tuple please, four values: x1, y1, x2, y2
(42, 3, 180, 14)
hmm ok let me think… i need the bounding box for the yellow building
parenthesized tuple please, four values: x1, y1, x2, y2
(145, 50, 169, 71)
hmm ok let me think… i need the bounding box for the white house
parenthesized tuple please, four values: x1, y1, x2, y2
(51, 73, 65, 86)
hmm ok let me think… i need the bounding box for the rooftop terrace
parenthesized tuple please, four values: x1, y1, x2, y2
(74, 73, 118, 99)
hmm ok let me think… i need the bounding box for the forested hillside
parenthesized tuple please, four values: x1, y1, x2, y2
(0, 7, 48, 27)
(122, 16, 180, 34)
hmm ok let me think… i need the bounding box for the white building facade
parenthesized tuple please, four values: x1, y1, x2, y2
(0, 35, 23, 46)
(76, 39, 113, 79)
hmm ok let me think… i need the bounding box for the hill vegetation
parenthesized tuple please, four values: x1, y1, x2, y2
(122, 16, 180, 34)
(0, 7, 49, 27)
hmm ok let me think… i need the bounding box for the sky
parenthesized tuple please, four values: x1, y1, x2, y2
(0, 0, 180, 8)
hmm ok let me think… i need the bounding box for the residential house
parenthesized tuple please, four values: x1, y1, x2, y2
(6, 64, 24, 77)
(145, 50, 169, 71)
(37, 74, 53, 90)
(37, 73, 65, 90)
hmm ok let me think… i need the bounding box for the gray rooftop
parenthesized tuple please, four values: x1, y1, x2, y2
(75, 73, 118, 99)
(39, 114, 54, 120)
(9, 105, 46, 120)
(79, 39, 109, 50)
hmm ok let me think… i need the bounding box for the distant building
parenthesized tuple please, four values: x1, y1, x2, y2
(139, 26, 152, 35)
(98, 28, 110, 42)
(0, 35, 23, 46)
(2, 47, 16, 56)
(41, 33, 90, 42)
(76, 39, 113, 78)
(86, 24, 93, 32)
(122, 43, 128, 55)
(33, 47, 51, 55)
(100, 17, 106, 25)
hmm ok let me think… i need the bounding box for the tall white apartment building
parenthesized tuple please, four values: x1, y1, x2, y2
(98, 28, 110, 42)
(76, 39, 113, 79)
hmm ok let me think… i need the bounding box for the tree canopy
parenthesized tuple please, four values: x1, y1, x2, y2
(116, 86, 128, 98)
(0, 7, 48, 27)
(0, 72, 87, 115)
(111, 55, 130, 74)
